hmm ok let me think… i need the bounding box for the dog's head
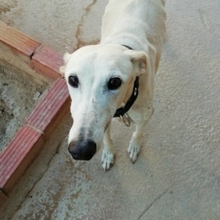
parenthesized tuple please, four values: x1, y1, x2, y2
(61, 44, 147, 161)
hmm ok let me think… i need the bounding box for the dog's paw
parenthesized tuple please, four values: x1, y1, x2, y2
(128, 141, 141, 163)
(101, 149, 114, 171)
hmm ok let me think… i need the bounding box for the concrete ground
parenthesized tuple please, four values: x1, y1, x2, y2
(1, 0, 220, 219)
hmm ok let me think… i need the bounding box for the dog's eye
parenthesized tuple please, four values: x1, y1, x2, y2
(68, 75, 79, 88)
(107, 77, 122, 90)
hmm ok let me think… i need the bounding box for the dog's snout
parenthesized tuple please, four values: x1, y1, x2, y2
(68, 139, 96, 161)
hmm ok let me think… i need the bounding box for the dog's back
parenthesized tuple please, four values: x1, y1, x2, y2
(101, 0, 166, 72)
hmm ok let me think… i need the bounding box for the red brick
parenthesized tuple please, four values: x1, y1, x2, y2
(0, 190, 7, 208)
(32, 45, 64, 80)
(0, 126, 44, 194)
(26, 78, 70, 139)
(0, 21, 41, 65)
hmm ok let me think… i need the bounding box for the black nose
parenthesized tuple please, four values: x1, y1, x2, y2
(68, 139, 96, 161)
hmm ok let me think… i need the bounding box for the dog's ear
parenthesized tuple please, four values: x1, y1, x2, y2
(59, 52, 71, 77)
(124, 50, 147, 76)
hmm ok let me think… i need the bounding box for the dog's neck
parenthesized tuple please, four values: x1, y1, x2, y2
(113, 45, 139, 118)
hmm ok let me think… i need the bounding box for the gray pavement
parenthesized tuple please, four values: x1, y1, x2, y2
(1, 0, 220, 219)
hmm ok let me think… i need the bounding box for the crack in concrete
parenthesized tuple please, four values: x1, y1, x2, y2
(75, 0, 98, 50)
(198, 9, 209, 30)
(8, 137, 66, 220)
(136, 156, 215, 220)
(137, 188, 169, 220)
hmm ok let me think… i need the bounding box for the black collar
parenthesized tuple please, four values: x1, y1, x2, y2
(113, 44, 139, 118)
(113, 44, 140, 118)
(113, 76, 139, 118)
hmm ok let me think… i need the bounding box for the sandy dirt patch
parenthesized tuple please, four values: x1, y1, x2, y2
(0, 61, 49, 152)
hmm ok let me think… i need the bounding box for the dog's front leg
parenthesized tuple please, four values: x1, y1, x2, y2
(128, 107, 154, 163)
(102, 122, 115, 171)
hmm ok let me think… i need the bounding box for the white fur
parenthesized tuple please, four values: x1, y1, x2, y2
(62, 0, 166, 170)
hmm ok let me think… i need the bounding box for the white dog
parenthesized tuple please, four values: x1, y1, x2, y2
(61, 0, 166, 170)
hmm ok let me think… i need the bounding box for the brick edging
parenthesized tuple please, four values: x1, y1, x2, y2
(0, 21, 70, 201)
(0, 21, 64, 80)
